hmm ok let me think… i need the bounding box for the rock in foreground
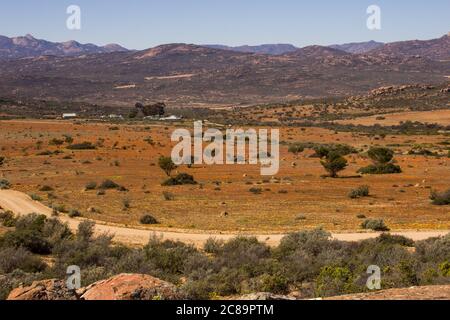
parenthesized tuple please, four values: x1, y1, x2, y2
(79, 274, 184, 300)
(7, 279, 77, 300)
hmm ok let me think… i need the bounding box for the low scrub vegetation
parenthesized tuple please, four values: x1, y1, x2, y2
(320, 151, 348, 178)
(0, 215, 448, 300)
(140, 214, 159, 225)
(162, 173, 197, 186)
(0, 179, 11, 190)
(348, 186, 370, 199)
(361, 219, 390, 232)
(430, 189, 450, 206)
(358, 147, 402, 175)
(66, 142, 96, 150)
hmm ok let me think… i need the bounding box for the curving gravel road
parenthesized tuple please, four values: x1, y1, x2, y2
(0, 189, 448, 247)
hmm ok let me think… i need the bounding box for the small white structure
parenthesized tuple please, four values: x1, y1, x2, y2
(62, 113, 77, 119)
(159, 115, 182, 121)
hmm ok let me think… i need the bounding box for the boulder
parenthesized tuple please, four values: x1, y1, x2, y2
(79, 274, 183, 300)
(7, 279, 77, 300)
(234, 292, 296, 300)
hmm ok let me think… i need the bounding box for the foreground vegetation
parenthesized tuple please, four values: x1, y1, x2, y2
(0, 213, 448, 300)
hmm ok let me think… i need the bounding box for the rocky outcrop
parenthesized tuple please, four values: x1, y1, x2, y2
(234, 293, 297, 300)
(78, 274, 184, 300)
(325, 285, 450, 300)
(7, 279, 78, 300)
(7, 274, 183, 300)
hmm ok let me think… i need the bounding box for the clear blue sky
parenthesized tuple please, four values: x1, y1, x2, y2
(0, 0, 449, 49)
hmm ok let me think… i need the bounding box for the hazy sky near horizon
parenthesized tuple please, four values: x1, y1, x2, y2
(0, 0, 449, 49)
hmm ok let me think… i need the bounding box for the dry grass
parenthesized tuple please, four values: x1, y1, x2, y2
(336, 109, 450, 126)
(0, 119, 449, 232)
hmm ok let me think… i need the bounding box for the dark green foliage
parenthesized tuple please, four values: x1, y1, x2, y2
(361, 219, 390, 231)
(430, 189, 450, 205)
(158, 156, 177, 177)
(39, 185, 54, 192)
(49, 138, 64, 146)
(316, 266, 355, 297)
(321, 151, 348, 178)
(249, 187, 263, 194)
(140, 214, 158, 225)
(359, 147, 402, 175)
(162, 173, 197, 186)
(0, 179, 11, 190)
(288, 145, 304, 155)
(1, 214, 449, 300)
(368, 147, 394, 164)
(348, 185, 370, 199)
(68, 210, 82, 218)
(67, 142, 96, 150)
(0, 211, 16, 227)
(0, 247, 46, 274)
(358, 163, 402, 174)
(98, 179, 121, 190)
(85, 182, 97, 190)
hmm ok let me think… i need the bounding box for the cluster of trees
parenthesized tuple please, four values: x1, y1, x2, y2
(158, 156, 197, 186)
(0, 213, 449, 300)
(288, 144, 402, 178)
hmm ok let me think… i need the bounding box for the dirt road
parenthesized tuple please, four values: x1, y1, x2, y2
(0, 190, 448, 247)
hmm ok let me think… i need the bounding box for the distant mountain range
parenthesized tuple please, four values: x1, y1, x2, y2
(0, 33, 448, 106)
(206, 41, 385, 55)
(204, 44, 299, 55)
(0, 34, 128, 59)
(329, 41, 384, 54)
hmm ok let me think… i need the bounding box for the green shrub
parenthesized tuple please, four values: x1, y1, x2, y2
(375, 233, 414, 247)
(316, 266, 355, 297)
(249, 187, 263, 194)
(39, 185, 54, 192)
(30, 194, 42, 201)
(361, 219, 390, 232)
(162, 173, 197, 186)
(348, 185, 370, 199)
(359, 147, 401, 175)
(0, 247, 46, 273)
(288, 145, 304, 155)
(68, 210, 82, 218)
(1, 229, 52, 254)
(67, 142, 96, 150)
(49, 138, 64, 146)
(439, 262, 450, 277)
(140, 214, 159, 225)
(204, 238, 224, 254)
(368, 147, 394, 164)
(0, 211, 16, 227)
(430, 189, 450, 205)
(358, 163, 402, 174)
(99, 179, 120, 190)
(158, 156, 177, 177)
(321, 151, 348, 178)
(0, 179, 11, 190)
(85, 182, 97, 190)
(162, 191, 174, 201)
(52, 204, 68, 213)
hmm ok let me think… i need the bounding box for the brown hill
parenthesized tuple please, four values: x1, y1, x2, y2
(0, 34, 128, 59)
(0, 37, 448, 106)
(369, 34, 450, 61)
